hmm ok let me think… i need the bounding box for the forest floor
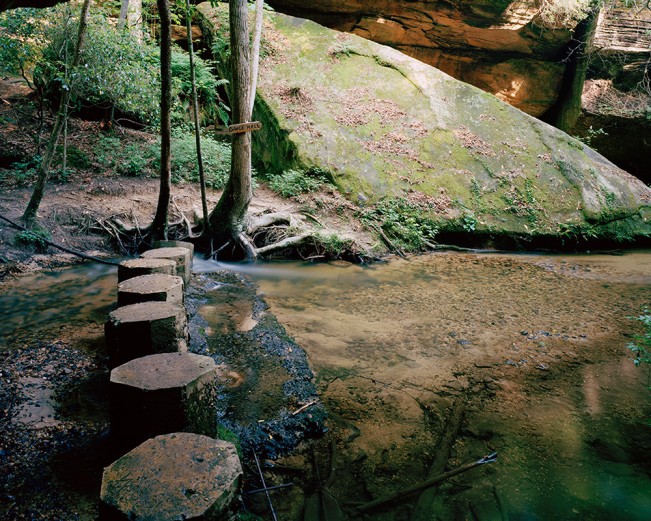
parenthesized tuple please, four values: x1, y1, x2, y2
(0, 76, 375, 280)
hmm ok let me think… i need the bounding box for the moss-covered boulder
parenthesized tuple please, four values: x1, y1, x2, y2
(198, 3, 650, 245)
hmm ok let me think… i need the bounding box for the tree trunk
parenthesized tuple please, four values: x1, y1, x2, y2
(22, 0, 92, 226)
(150, 0, 173, 241)
(118, 0, 129, 29)
(185, 0, 209, 233)
(546, 6, 600, 132)
(119, 0, 143, 44)
(207, 0, 253, 251)
(249, 0, 264, 118)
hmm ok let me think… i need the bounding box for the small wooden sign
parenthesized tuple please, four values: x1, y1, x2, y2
(215, 121, 262, 135)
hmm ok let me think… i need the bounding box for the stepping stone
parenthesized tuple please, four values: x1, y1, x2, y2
(153, 239, 195, 257)
(117, 258, 176, 283)
(141, 247, 192, 285)
(110, 352, 219, 447)
(117, 274, 184, 307)
(100, 433, 242, 521)
(105, 302, 188, 368)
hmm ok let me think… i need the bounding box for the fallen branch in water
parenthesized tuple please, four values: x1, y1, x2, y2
(352, 452, 497, 514)
(0, 214, 119, 266)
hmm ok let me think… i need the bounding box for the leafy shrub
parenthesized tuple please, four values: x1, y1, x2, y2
(14, 228, 51, 251)
(269, 169, 328, 197)
(170, 50, 229, 127)
(8, 155, 41, 185)
(150, 131, 232, 189)
(361, 198, 439, 251)
(30, 6, 161, 125)
(628, 308, 651, 371)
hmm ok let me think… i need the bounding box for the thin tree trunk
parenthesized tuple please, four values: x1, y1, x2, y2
(185, 0, 209, 233)
(207, 0, 252, 249)
(22, 0, 92, 226)
(546, 5, 600, 132)
(150, 0, 173, 241)
(249, 0, 264, 118)
(118, 0, 129, 29)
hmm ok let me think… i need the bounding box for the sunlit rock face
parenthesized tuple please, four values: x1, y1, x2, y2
(575, 6, 651, 182)
(265, 0, 574, 116)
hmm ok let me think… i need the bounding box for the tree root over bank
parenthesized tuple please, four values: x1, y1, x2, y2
(103, 207, 364, 262)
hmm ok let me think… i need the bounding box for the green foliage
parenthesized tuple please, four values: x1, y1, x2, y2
(312, 232, 357, 259)
(5, 155, 41, 185)
(557, 221, 599, 243)
(461, 210, 478, 232)
(577, 126, 608, 146)
(0, 8, 48, 85)
(151, 131, 232, 188)
(269, 169, 328, 197)
(361, 198, 439, 251)
(14, 227, 51, 252)
(170, 50, 229, 127)
(628, 309, 651, 368)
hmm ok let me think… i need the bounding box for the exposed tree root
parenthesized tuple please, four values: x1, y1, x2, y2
(0, 214, 119, 266)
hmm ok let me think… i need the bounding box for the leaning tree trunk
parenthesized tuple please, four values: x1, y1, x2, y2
(547, 5, 600, 132)
(150, 0, 173, 241)
(207, 0, 253, 255)
(185, 0, 209, 233)
(22, 0, 92, 226)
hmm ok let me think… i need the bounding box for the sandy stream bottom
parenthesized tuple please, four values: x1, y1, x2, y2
(247, 252, 651, 520)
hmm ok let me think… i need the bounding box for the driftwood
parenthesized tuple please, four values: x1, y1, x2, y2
(304, 441, 347, 521)
(411, 397, 465, 520)
(353, 453, 497, 515)
(0, 214, 119, 266)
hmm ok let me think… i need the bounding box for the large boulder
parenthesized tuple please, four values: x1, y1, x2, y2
(198, 4, 651, 244)
(265, 0, 577, 116)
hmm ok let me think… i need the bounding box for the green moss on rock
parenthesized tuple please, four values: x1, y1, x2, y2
(196, 2, 651, 244)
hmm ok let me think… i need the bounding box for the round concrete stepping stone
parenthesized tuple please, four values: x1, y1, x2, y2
(117, 274, 184, 307)
(153, 239, 195, 257)
(105, 302, 188, 368)
(141, 247, 192, 285)
(100, 433, 242, 521)
(110, 352, 219, 446)
(117, 258, 176, 283)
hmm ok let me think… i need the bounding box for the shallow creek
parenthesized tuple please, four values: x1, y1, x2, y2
(1, 251, 650, 520)
(216, 251, 651, 520)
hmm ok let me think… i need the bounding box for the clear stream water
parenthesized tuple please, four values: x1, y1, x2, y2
(1, 251, 650, 520)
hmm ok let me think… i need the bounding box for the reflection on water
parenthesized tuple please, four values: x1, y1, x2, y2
(0, 263, 118, 341)
(238, 251, 651, 520)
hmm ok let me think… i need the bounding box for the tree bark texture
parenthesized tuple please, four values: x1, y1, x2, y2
(546, 6, 600, 132)
(207, 0, 252, 244)
(150, 0, 173, 241)
(185, 0, 209, 233)
(22, 0, 92, 226)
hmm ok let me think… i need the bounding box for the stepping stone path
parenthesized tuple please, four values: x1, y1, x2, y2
(100, 433, 242, 521)
(105, 301, 188, 368)
(117, 273, 184, 307)
(141, 246, 192, 285)
(110, 352, 219, 448)
(117, 257, 176, 283)
(102, 243, 242, 518)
